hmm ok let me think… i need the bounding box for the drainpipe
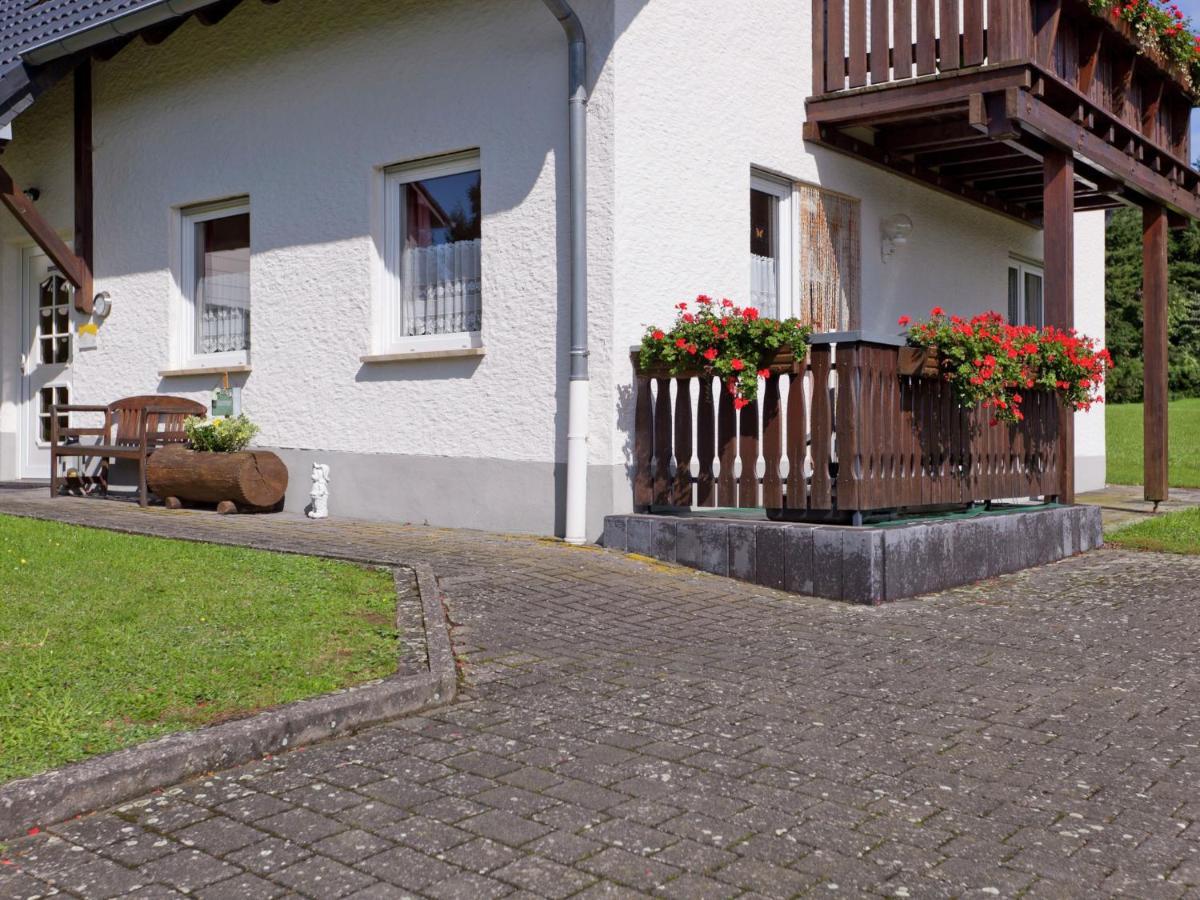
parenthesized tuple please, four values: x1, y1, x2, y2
(542, 0, 589, 544)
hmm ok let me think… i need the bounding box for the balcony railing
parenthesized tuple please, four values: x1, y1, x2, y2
(812, 0, 1193, 163)
(632, 337, 1063, 518)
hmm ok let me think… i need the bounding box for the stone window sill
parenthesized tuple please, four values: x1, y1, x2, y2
(360, 347, 486, 364)
(159, 364, 253, 378)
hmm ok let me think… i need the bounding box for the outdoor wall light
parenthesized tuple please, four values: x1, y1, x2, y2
(881, 213, 914, 261)
(23, 187, 39, 202)
(91, 291, 112, 319)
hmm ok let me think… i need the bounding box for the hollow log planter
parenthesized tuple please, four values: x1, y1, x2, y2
(146, 446, 288, 513)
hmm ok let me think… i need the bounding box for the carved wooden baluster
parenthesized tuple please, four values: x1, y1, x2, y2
(652, 377, 672, 506)
(761, 374, 784, 509)
(716, 381, 737, 506)
(672, 377, 693, 507)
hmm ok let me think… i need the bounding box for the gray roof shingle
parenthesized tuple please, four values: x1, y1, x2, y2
(0, 0, 164, 69)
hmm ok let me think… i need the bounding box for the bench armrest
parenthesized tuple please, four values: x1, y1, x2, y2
(49, 404, 108, 413)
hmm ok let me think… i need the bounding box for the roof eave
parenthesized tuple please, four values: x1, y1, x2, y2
(21, 0, 222, 66)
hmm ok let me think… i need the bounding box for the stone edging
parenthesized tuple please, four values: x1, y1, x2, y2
(0, 563, 456, 840)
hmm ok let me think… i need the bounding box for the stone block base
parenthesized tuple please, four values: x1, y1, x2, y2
(602, 505, 1103, 604)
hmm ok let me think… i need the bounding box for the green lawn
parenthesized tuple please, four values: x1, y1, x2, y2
(1106, 398, 1200, 488)
(0, 515, 398, 782)
(1108, 508, 1200, 555)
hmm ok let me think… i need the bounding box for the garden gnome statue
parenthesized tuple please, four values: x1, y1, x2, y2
(307, 463, 330, 519)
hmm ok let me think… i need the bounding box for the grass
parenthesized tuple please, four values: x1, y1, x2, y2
(1106, 398, 1200, 487)
(0, 515, 399, 783)
(1107, 507, 1200, 555)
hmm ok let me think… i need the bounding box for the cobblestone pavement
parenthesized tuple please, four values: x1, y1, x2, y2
(1, 490, 1199, 898)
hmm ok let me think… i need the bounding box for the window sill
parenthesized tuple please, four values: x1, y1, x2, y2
(159, 364, 253, 378)
(360, 347, 486, 364)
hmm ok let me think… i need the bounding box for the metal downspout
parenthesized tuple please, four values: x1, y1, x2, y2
(541, 0, 589, 544)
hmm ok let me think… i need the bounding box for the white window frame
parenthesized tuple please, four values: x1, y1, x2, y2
(1008, 258, 1045, 328)
(378, 150, 483, 355)
(750, 170, 796, 319)
(174, 197, 251, 370)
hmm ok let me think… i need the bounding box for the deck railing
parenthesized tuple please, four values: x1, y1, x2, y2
(632, 338, 1062, 517)
(812, 0, 1192, 161)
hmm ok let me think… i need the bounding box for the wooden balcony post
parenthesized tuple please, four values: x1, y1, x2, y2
(73, 59, 94, 315)
(1143, 204, 1169, 504)
(1043, 148, 1075, 504)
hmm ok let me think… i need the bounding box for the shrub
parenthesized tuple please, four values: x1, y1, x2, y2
(184, 415, 260, 453)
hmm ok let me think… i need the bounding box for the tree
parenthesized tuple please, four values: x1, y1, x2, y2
(1104, 207, 1200, 403)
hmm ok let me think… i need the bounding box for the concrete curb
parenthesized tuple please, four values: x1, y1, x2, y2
(0, 563, 456, 840)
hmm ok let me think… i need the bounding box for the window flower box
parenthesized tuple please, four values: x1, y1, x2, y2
(897, 345, 941, 378)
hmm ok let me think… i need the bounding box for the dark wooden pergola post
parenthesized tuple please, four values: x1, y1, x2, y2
(1143, 204, 1169, 504)
(73, 58, 94, 314)
(1043, 147, 1075, 504)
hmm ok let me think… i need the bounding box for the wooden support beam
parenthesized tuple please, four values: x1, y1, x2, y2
(1143, 204, 1170, 504)
(74, 61, 94, 314)
(0, 165, 87, 290)
(1043, 147, 1075, 504)
(1009, 89, 1200, 219)
(804, 64, 1032, 125)
(877, 120, 988, 154)
(805, 121, 1039, 225)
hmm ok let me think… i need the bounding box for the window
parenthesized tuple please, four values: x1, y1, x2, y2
(382, 152, 482, 352)
(798, 185, 859, 332)
(750, 173, 793, 318)
(179, 199, 250, 367)
(1008, 260, 1044, 328)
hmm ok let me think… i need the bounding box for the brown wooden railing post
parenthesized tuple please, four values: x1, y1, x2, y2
(633, 372, 653, 508)
(834, 342, 863, 512)
(813, 0, 827, 94)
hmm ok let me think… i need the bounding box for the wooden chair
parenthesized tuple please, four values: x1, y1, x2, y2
(50, 395, 207, 506)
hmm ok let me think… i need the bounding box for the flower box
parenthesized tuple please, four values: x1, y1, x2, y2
(898, 345, 941, 378)
(633, 345, 807, 380)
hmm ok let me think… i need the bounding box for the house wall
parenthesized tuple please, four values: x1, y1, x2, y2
(0, 0, 1108, 535)
(0, 0, 622, 536)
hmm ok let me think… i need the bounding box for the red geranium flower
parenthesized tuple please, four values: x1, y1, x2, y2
(731, 358, 745, 371)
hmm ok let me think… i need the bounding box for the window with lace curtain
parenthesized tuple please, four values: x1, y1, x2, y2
(381, 151, 482, 354)
(178, 198, 251, 369)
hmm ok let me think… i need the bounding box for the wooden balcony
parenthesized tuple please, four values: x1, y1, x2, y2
(805, 0, 1200, 223)
(632, 336, 1064, 522)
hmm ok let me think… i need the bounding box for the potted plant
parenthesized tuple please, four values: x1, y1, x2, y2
(637, 295, 814, 409)
(899, 308, 1111, 424)
(146, 414, 289, 513)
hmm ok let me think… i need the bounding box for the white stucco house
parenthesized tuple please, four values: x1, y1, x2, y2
(2, 0, 1174, 543)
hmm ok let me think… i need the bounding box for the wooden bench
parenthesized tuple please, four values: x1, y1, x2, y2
(50, 395, 207, 506)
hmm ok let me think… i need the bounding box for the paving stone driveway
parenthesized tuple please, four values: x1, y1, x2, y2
(1, 491, 1199, 899)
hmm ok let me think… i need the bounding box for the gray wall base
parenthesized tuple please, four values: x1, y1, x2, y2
(603, 505, 1104, 604)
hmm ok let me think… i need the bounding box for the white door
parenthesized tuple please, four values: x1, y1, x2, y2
(20, 250, 74, 480)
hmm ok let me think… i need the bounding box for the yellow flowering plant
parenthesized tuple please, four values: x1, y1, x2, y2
(183, 414, 260, 453)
